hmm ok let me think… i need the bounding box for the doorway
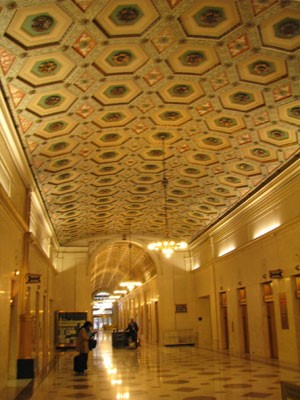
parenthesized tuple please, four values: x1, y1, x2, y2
(219, 292, 229, 350)
(262, 282, 278, 359)
(238, 288, 250, 354)
(197, 296, 212, 348)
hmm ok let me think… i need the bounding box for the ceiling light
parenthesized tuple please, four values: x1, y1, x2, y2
(119, 223, 142, 291)
(113, 290, 127, 295)
(148, 135, 188, 258)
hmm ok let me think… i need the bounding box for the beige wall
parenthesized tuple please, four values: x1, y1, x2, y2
(191, 161, 300, 366)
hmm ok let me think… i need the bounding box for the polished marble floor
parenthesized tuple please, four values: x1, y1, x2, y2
(21, 332, 300, 399)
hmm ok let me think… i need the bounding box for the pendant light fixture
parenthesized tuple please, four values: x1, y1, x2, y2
(148, 136, 188, 258)
(119, 223, 142, 291)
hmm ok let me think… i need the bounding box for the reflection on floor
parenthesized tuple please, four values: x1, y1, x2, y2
(25, 332, 300, 399)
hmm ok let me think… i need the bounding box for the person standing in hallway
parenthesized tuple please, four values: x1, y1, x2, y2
(125, 318, 139, 348)
(75, 320, 94, 374)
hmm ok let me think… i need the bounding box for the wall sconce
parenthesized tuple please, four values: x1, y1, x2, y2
(295, 265, 300, 271)
(238, 281, 242, 286)
(262, 273, 268, 279)
(14, 270, 20, 276)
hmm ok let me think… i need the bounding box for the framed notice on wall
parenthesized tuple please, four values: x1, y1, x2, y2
(175, 304, 187, 313)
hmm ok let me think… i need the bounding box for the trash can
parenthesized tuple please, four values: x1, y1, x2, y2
(112, 331, 128, 348)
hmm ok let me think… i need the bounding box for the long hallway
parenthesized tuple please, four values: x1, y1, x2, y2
(17, 332, 300, 400)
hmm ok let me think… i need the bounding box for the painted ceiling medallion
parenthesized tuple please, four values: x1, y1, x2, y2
(229, 161, 261, 176)
(206, 114, 245, 133)
(150, 109, 192, 126)
(27, 89, 76, 117)
(168, 45, 219, 75)
(40, 139, 77, 157)
(194, 135, 231, 151)
(94, 44, 148, 74)
(36, 117, 78, 139)
(220, 86, 265, 112)
(95, 0, 159, 37)
(237, 53, 287, 85)
(92, 130, 129, 147)
(243, 146, 277, 162)
(93, 109, 135, 128)
(258, 125, 297, 147)
(5, 4, 72, 48)
(94, 81, 142, 105)
(260, 9, 300, 51)
(278, 101, 300, 125)
(158, 80, 205, 104)
(179, 0, 240, 38)
(19, 52, 75, 86)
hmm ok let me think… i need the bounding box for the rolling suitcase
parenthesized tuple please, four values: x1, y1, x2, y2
(74, 354, 85, 373)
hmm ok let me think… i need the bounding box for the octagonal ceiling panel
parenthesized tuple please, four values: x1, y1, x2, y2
(150, 108, 192, 126)
(242, 146, 278, 162)
(205, 113, 245, 133)
(193, 134, 231, 150)
(94, 44, 149, 75)
(236, 53, 287, 85)
(229, 161, 261, 176)
(5, 4, 72, 48)
(278, 101, 300, 126)
(258, 125, 298, 147)
(185, 151, 218, 166)
(218, 174, 247, 188)
(167, 44, 219, 75)
(259, 8, 300, 51)
(142, 128, 181, 145)
(49, 170, 80, 185)
(18, 52, 75, 86)
(40, 138, 77, 157)
(93, 109, 136, 127)
(92, 130, 130, 147)
(26, 88, 77, 116)
(220, 86, 265, 112)
(178, 166, 207, 179)
(35, 117, 78, 139)
(44, 157, 79, 173)
(91, 164, 124, 176)
(179, 0, 241, 38)
(157, 80, 205, 104)
(94, 0, 159, 37)
(92, 149, 126, 164)
(94, 81, 142, 105)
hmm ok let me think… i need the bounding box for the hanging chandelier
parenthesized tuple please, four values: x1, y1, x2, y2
(119, 225, 142, 291)
(148, 136, 188, 259)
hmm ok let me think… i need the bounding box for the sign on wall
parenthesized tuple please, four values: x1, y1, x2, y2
(175, 304, 187, 313)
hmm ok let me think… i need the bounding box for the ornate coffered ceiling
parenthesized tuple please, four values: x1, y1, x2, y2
(1, 0, 300, 291)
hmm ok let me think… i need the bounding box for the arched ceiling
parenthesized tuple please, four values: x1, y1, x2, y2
(91, 241, 156, 295)
(0, 0, 300, 252)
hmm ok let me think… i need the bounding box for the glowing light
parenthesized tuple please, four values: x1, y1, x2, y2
(253, 222, 280, 239)
(218, 245, 236, 257)
(111, 379, 122, 385)
(114, 290, 127, 295)
(148, 240, 188, 259)
(116, 393, 129, 399)
(120, 281, 142, 291)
